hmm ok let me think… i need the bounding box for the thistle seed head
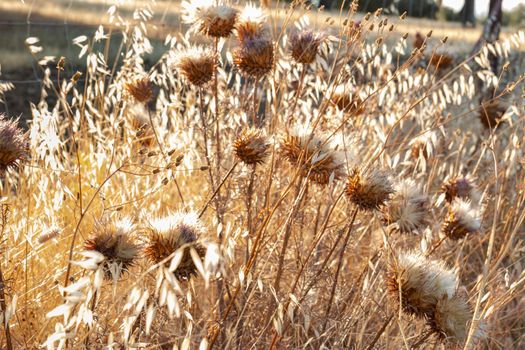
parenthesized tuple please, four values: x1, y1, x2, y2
(124, 77, 153, 104)
(84, 218, 140, 279)
(442, 175, 480, 204)
(386, 252, 457, 318)
(289, 29, 326, 65)
(382, 179, 429, 233)
(442, 199, 481, 240)
(346, 167, 394, 211)
(233, 128, 270, 165)
(0, 115, 28, 173)
(233, 37, 274, 78)
(183, 0, 238, 38)
(479, 100, 507, 129)
(174, 48, 217, 87)
(280, 130, 346, 186)
(429, 294, 474, 344)
(144, 212, 206, 280)
(235, 4, 269, 44)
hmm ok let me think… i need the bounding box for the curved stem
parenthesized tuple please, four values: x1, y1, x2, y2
(199, 162, 238, 219)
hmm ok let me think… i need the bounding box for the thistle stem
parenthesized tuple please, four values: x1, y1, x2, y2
(199, 162, 238, 219)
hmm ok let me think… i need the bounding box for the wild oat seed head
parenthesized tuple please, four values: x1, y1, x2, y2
(346, 167, 394, 211)
(430, 294, 473, 343)
(442, 175, 480, 204)
(233, 37, 274, 78)
(442, 199, 481, 240)
(280, 130, 346, 186)
(124, 77, 153, 104)
(182, 0, 238, 38)
(174, 48, 217, 87)
(84, 217, 140, 278)
(0, 114, 28, 173)
(289, 29, 326, 65)
(382, 179, 429, 233)
(235, 4, 268, 43)
(144, 212, 206, 280)
(37, 225, 61, 244)
(386, 252, 457, 318)
(233, 128, 270, 165)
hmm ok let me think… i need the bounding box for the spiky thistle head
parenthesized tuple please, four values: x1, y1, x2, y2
(182, 0, 238, 38)
(84, 218, 140, 279)
(346, 167, 394, 211)
(442, 199, 481, 240)
(442, 175, 480, 204)
(174, 48, 217, 87)
(289, 29, 326, 65)
(0, 115, 28, 173)
(429, 294, 475, 344)
(233, 128, 270, 165)
(124, 77, 153, 104)
(234, 4, 268, 43)
(280, 130, 346, 186)
(233, 36, 274, 78)
(144, 212, 206, 280)
(386, 252, 457, 318)
(382, 179, 429, 233)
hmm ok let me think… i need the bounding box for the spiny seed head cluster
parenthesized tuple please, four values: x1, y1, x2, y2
(233, 128, 270, 165)
(233, 5, 274, 77)
(124, 77, 153, 104)
(430, 294, 474, 343)
(144, 212, 206, 280)
(382, 179, 429, 233)
(0, 115, 28, 173)
(387, 252, 457, 317)
(442, 199, 481, 240)
(280, 131, 346, 186)
(183, 0, 238, 38)
(84, 218, 140, 279)
(289, 29, 326, 65)
(442, 175, 479, 204)
(346, 167, 394, 210)
(174, 48, 217, 87)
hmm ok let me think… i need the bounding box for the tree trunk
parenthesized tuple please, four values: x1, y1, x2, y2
(471, 0, 503, 74)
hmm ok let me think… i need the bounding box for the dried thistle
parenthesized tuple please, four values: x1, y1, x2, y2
(84, 218, 140, 279)
(0, 115, 28, 173)
(233, 128, 270, 165)
(235, 5, 268, 44)
(124, 77, 153, 104)
(182, 0, 238, 38)
(144, 212, 206, 280)
(233, 37, 274, 78)
(126, 103, 155, 148)
(346, 167, 394, 211)
(289, 29, 326, 65)
(429, 294, 474, 344)
(442, 199, 481, 240)
(429, 53, 453, 70)
(386, 252, 457, 318)
(479, 100, 507, 129)
(442, 175, 480, 204)
(382, 179, 429, 233)
(280, 131, 346, 186)
(174, 48, 217, 87)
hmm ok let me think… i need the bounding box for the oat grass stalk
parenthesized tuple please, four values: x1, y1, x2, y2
(0, 204, 12, 350)
(199, 161, 238, 218)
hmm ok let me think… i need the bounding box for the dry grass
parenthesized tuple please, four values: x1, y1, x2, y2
(0, 0, 524, 349)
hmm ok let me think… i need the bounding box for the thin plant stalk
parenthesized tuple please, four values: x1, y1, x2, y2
(199, 161, 238, 218)
(0, 204, 12, 350)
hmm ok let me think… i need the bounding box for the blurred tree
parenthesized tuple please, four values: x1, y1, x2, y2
(396, 0, 439, 18)
(472, 0, 503, 74)
(460, 0, 476, 27)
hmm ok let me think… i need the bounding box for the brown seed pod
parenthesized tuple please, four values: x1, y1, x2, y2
(124, 77, 153, 104)
(479, 100, 507, 129)
(233, 37, 274, 78)
(442, 199, 481, 240)
(174, 48, 217, 87)
(183, 1, 238, 38)
(346, 167, 394, 211)
(289, 29, 326, 65)
(233, 128, 270, 165)
(0, 114, 28, 173)
(144, 212, 206, 280)
(442, 175, 479, 203)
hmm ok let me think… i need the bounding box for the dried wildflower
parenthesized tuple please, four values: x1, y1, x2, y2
(442, 199, 481, 240)
(144, 212, 206, 280)
(413, 32, 425, 50)
(233, 37, 274, 78)
(174, 48, 216, 87)
(235, 5, 268, 43)
(280, 131, 346, 186)
(346, 167, 394, 211)
(387, 252, 457, 318)
(429, 53, 453, 70)
(382, 179, 429, 233)
(0, 115, 27, 173)
(84, 218, 140, 278)
(409, 131, 438, 160)
(329, 85, 365, 115)
(124, 77, 153, 104)
(479, 100, 507, 129)
(233, 128, 270, 165)
(289, 29, 326, 65)
(429, 294, 473, 343)
(38, 225, 61, 244)
(442, 175, 480, 204)
(182, 0, 238, 38)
